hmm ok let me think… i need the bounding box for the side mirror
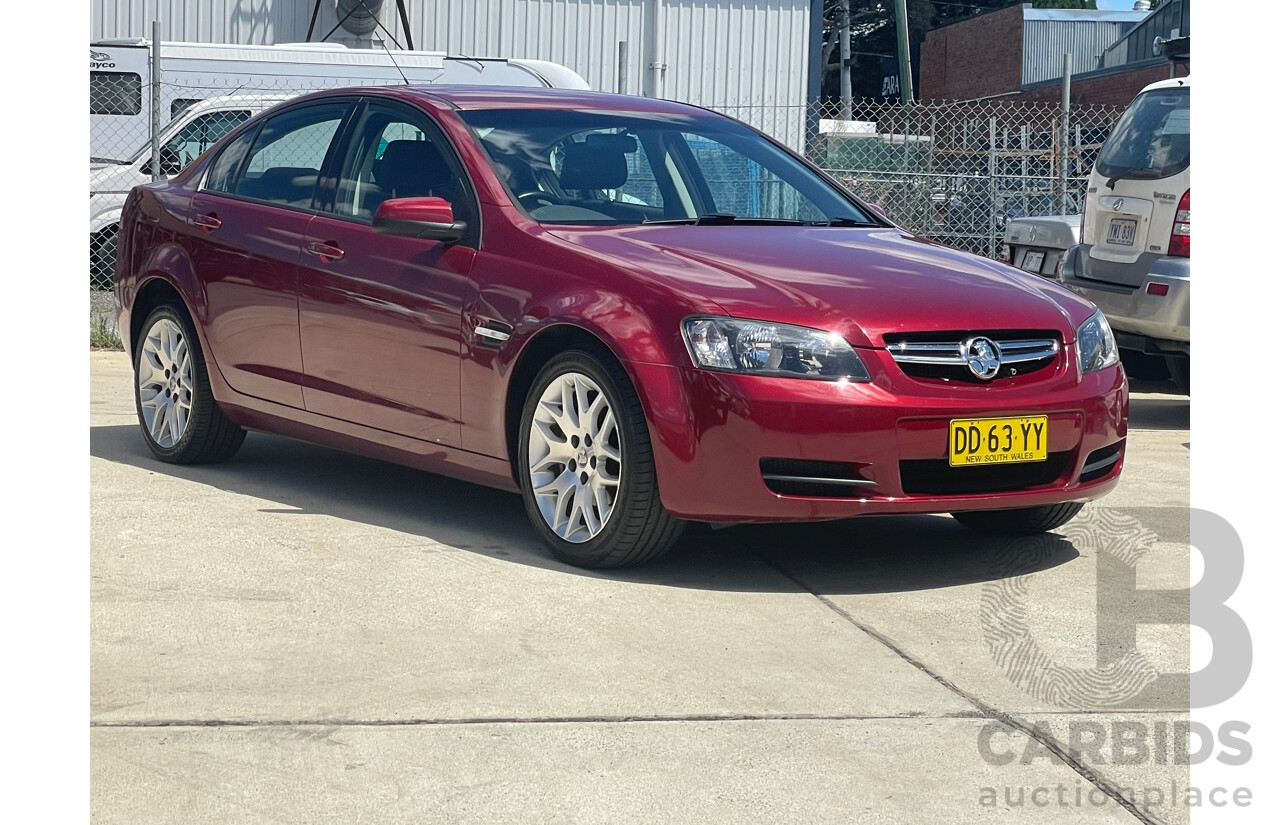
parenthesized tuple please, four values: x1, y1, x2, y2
(373, 197, 466, 243)
(865, 202, 888, 218)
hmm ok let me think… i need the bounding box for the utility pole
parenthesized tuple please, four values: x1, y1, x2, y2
(839, 0, 852, 120)
(150, 19, 162, 181)
(1059, 52, 1072, 215)
(893, 0, 914, 106)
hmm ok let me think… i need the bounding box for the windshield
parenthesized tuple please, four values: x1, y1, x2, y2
(128, 109, 252, 169)
(1095, 86, 1190, 181)
(459, 108, 874, 226)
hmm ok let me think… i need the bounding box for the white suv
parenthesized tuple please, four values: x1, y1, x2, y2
(1060, 76, 1190, 392)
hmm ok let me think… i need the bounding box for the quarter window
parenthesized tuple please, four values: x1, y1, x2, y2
(204, 128, 258, 194)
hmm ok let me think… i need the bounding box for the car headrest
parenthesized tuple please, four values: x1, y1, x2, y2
(374, 139, 454, 198)
(558, 142, 628, 191)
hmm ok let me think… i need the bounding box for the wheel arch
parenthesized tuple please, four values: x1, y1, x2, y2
(503, 323, 635, 479)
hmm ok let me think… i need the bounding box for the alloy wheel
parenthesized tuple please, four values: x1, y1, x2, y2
(137, 317, 194, 448)
(526, 372, 623, 542)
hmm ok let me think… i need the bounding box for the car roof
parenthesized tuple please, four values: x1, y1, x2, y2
(1139, 75, 1190, 94)
(305, 85, 715, 117)
(182, 93, 295, 114)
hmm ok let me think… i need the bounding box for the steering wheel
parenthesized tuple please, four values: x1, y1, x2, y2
(516, 191, 568, 210)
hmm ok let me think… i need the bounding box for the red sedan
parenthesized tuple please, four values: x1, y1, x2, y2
(115, 86, 1127, 568)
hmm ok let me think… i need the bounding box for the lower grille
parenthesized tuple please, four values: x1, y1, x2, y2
(899, 452, 1072, 495)
(760, 458, 876, 498)
(1080, 441, 1124, 482)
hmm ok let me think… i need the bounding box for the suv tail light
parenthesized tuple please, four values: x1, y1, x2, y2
(1169, 189, 1190, 257)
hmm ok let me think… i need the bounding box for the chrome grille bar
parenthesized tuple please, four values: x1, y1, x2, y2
(887, 337, 1059, 366)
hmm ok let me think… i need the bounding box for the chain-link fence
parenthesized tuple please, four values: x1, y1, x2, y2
(793, 98, 1124, 257)
(91, 70, 1123, 294)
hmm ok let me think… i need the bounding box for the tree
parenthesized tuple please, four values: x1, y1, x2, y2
(819, 0, 1099, 103)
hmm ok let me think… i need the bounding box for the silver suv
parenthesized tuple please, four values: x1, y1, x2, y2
(1060, 76, 1190, 392)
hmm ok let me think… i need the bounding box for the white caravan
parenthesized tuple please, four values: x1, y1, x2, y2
(89, 40, 589, 283)
(90, 39, 588, 161)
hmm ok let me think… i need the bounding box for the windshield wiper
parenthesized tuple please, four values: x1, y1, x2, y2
(810, 216, 876, 227)
(1105, 167, 1161, 189)
(642, 213, 806, 226)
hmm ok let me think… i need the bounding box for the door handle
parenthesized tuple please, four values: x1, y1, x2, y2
(305, 241, 344, 263)
(192, 212, 221, 232)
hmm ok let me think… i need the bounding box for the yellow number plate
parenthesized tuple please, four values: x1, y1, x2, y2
(949, 416, 1048, 467)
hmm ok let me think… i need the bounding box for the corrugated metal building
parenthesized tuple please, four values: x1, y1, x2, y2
(91, 0, 813, 147)
(1102, 0, 1189, 69)
(1021, 7, 1146, 86)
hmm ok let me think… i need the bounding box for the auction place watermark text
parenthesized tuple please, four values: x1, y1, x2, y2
(978, 781, 1252, 813)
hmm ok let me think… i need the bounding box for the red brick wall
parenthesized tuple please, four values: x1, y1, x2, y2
(919, 4, 1025, 101)
(1017, 62, 1189, 108)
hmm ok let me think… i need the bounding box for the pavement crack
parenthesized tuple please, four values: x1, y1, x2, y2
(91, 711, 986, 729)
(764, 557, 1163, 825)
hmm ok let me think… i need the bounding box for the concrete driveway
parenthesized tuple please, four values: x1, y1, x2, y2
(90, 351, 1191, 824)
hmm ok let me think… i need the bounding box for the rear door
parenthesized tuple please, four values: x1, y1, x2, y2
(296, 99, 476, 446)
(187, 100, 353, 409)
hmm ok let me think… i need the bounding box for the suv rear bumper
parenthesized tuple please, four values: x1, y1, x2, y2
(1060, 245, 1190, 354)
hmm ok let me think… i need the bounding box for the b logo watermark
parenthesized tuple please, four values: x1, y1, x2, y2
(978, 507, 1251, 710)
(975, 508, 1255, 813)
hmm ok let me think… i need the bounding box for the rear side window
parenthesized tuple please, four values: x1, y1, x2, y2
(91, 71, 142, 115)
(1096, 87, 1189, 181)
(232, 103, 348, 208)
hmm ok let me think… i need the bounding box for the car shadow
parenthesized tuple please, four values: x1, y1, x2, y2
(92, 423, 1088, 595)
(1128, 386, 1190, 431)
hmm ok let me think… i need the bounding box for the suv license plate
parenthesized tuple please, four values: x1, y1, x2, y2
(949, 416, 1049, 467)
(1020, 250, 1045, 273)
(1107, 218, 1138, 246)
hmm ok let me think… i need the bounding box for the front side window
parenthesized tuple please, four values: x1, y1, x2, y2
(1096, 87, 1190, 181)
(331, 106, 465, 221)
(461, 109, 872, 226)
(91, 71, 142, 116)
(232, 103, 348, 208)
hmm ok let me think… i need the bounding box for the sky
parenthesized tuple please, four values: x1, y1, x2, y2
(1096, 0, 1144, 9)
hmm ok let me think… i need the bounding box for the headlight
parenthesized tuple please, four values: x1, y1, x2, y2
(1077, 309, 1120, 374)
(681, 316, 870, 381)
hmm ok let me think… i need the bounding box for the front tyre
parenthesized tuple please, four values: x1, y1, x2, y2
(951, 502, 1084, 535)
(517, 347, 685, 568)
(134, 303, 246, 464)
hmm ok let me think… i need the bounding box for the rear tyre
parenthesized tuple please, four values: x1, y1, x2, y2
(517, 347, 685, 568)
(134, 303, 246, 464)
(951, 502, 1084, 535)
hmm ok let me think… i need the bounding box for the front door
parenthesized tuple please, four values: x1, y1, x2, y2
(297, 100, 477, 446)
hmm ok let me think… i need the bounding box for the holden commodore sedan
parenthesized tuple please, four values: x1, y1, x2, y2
(115, 86, 1127, 568)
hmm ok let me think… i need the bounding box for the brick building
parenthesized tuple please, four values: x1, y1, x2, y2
(919, 1, 1189, 107)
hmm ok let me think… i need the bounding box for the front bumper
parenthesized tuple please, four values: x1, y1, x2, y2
(1060, 245, 1190, 354)
(632, 349, 1128, 522)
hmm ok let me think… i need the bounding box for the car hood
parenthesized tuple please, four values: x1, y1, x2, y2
(547, 225, 1095, 348)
